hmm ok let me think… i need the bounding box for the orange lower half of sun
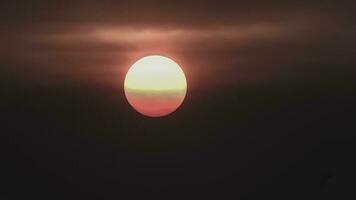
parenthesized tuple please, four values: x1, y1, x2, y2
(125, 89, 186, 117)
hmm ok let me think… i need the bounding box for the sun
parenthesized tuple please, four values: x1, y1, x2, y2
(124, 55, 187, 117)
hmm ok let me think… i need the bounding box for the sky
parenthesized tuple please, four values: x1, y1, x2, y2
(1, 1, 356, 199)
(1, 0, 355, 88)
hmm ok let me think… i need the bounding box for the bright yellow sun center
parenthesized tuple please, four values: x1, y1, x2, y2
(124, 55, 187, 91)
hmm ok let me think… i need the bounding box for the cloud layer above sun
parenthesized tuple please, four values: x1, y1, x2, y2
(1, 0, 355, 88)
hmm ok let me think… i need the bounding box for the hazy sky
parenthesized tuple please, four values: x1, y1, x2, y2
(1, 1, 355, 89)
(2, 1, 356, 198)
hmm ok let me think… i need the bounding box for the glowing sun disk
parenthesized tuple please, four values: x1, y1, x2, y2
(124, 55, 187, 117)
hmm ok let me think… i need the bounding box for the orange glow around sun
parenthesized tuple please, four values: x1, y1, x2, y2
(124, 55, 187, 117)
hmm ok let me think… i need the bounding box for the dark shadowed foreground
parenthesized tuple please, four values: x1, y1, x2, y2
(2, 80, 355, 199)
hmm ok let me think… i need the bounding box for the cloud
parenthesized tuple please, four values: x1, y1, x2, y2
(1, 1, 355, 88)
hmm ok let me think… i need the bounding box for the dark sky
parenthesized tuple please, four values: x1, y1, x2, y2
(1, 1, 356, 199)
